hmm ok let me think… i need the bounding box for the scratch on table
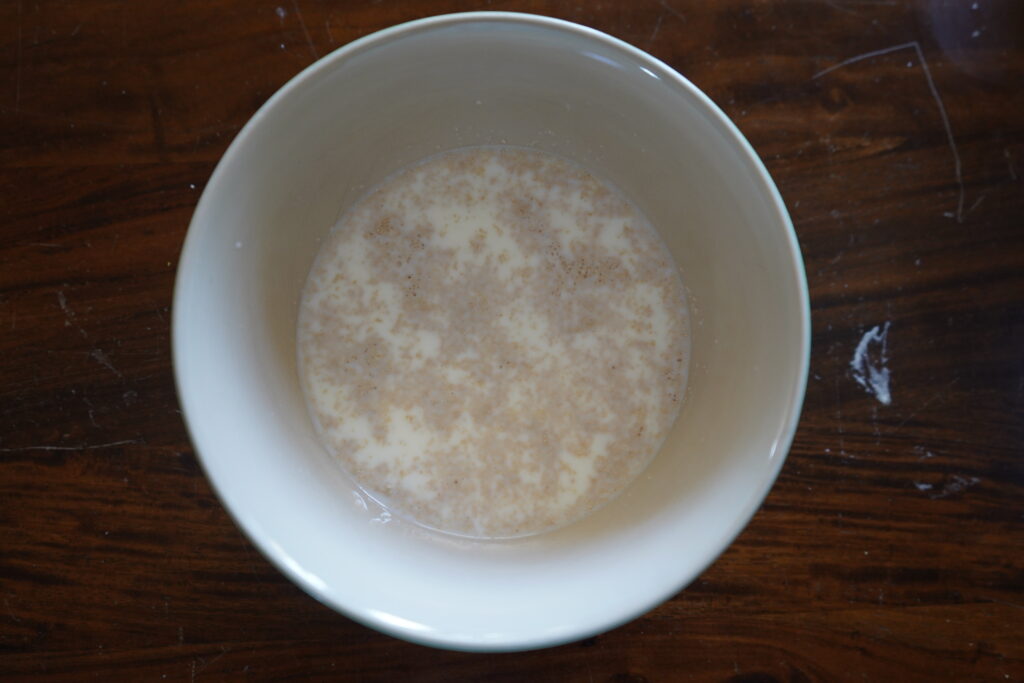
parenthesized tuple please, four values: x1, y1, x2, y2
(90, 348, 123, 379)
(834, 374, 847, 457)
(57, 291, 87, 340)
(84, 396, 100, 428)
(57, 290, 70, 318)
(887, 377, 957, 436)
(0, 439, 140, 452)
(148, 92, 167, 155)
(965, 193, 986, 217)
(658, 0, 686, 22)
(324, 16, 335, 45)
(987, 598, 1024, 611)
(648, 12, 664, 44)
(824, 0, 860, 15)
(292, 0, 318, 59)
(813, 41, 965, 223)
(60, 292, 117, 371)
(195, 647, 229, 676)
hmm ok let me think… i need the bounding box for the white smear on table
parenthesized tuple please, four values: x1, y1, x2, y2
(913, 481, 933, 491)
(850, 322, 892, 405)
(930, 474, 981, 499)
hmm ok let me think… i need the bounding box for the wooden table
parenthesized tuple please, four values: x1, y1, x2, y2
(2, 1, 1021, 680)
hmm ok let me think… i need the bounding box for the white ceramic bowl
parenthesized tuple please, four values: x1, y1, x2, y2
(173, 12, 809, 651)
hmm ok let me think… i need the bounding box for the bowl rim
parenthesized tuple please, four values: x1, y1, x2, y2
(173, 10, 811, 651)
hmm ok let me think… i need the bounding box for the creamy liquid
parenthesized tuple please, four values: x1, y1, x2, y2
(298, 147, 689, 538)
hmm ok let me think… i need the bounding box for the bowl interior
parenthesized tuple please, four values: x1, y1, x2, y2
(174, 13, 808, 651)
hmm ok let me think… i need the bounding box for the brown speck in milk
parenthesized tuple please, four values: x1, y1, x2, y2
(298, 146, 690, 538)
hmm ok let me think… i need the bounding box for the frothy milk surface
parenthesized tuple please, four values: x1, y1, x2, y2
(298, 147, 689, 538)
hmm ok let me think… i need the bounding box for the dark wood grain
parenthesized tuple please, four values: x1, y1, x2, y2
(1, 0, 1022, 680)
